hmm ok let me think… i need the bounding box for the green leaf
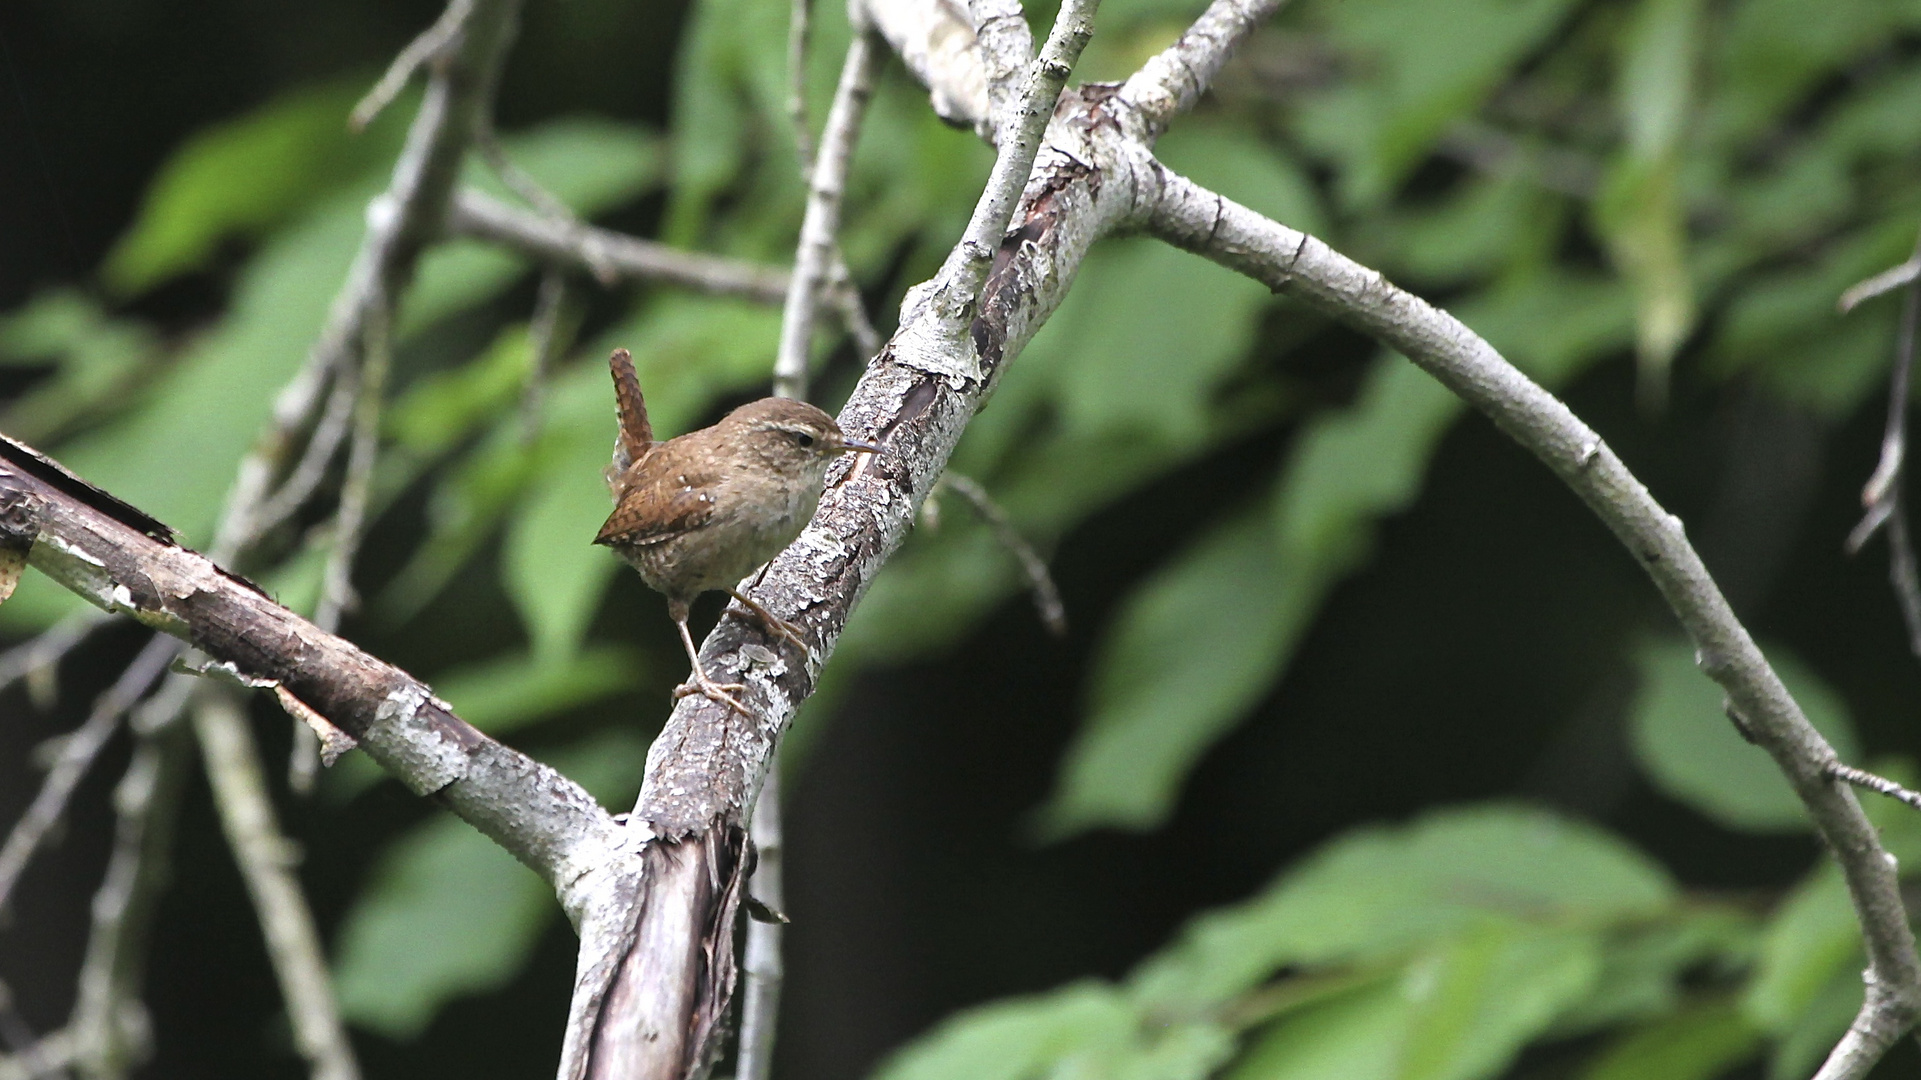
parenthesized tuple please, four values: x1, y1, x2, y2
(1627, 638, 1859, 832)
(332, 730, 645, 1037)
(0, 289, 160, 444)
(50, 180, 382, 548)
(1228, 980, 1409, 1080)
(1766, 964, 1863, 1080)
(102, 78, 404, 295)
(1617, 0, 1702, 160)
(1705, 0, 1900, 148)
(1294, 0, 1579, 206)
(1131, 805, 1675, 1013)
(1578, 1001, 1760, 1080)
(1594, 156, 1694, 407)
(1708, 221, 1911, 416)
(662, 0, 791, 243)
(334, 814, 552, 1038)
(1398, 923, 1601, 1080)
(871, 982, 1234, 1080)
(1155, 119, 1327, 237)
(1553, 906, 1757, 1035)
(1034, 237, 1274, 446)
(1040, 505, 1292, 836)
(432, 646, 642, 734)
(388, 325, 537, 455)
(1743, 865, 1858, 1035)
(1594, 0, 1704, 406)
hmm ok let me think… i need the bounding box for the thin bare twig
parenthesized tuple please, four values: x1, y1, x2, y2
(314, 308, 392, 635)
(787, 0, 819, 174)
(969, 0, 1034, 139)
(1831, 762, 1921, 815)
(826, 262, 884, 359)
(884, 0, 1098, 389)
(520, 270, 579, 444)
(0, 1030, 73, 1080)
(1118, 0, 1290, 142)
(248, 368, 360, 547)
(776, 29, 884, 399)
(0, 611, 106, 703)
(290, 306, 394, 794)
(0, 982, 39, 1058)
(1843, 230, 1921, 658)
(67, 675, 194, 1080)
(447, 189, 792, 302)
(195, 688, 361, 1080)
(350, 0, 475, 131)
(938, 473, 1066, 636)
(1842, 257, 1921, 315)
(0, 636, 178, 915)
(734, 767, 785, 1080)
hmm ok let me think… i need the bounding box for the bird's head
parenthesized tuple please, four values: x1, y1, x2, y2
(720, 397, 878, 483)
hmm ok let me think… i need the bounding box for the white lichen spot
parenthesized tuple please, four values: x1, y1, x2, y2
(46, 536, 105, 568)
(109, 584, 136, 611)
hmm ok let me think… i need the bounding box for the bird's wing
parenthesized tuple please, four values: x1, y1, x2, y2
(594, 450, 721, 548)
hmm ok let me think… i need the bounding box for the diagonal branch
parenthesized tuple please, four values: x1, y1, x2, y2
(558, 4, 1111, 1079)
(1138, 166, 1921, 1080)
(1118, 0, 1291, 143)
(0, 635, 178, 916)
(0, 445, 628, 911)
(1842, 230, 1921, 659)
(446, 190, 792, 302)
(194, 688, 360, 1080)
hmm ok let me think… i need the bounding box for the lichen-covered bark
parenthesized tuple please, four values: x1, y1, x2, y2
(0, 439, 622, 899)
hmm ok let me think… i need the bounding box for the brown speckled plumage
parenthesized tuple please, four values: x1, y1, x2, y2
(591, 349, 876, 712)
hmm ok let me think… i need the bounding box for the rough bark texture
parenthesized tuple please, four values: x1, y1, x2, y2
(0, 438, 621, 898)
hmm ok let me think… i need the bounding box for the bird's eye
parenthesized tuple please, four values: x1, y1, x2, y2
(792, 431, 816, 448)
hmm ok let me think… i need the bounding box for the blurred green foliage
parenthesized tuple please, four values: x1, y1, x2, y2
(5, 0, 1921, 1074)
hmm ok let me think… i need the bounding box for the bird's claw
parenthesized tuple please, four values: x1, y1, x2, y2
(673, 674, 752, 716)
(727, 591, 810, 652)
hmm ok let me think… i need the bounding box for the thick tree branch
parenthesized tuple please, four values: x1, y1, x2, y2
(560, 4, 1113, 1078)
(0, 446, 629, 911)
(1138, 167, 1921, 1080)
(446, 191, 791, 302)
(865, 0, 989, 133)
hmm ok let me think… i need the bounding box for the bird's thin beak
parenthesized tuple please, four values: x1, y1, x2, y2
(839, 439, 881, 455)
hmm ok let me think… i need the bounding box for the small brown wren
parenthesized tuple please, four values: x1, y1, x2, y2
(592, 348, 877, 713)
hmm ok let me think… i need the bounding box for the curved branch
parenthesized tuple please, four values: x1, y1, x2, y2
(1118, 0, 1290, 143)
(1138, 164, 1921, 1078)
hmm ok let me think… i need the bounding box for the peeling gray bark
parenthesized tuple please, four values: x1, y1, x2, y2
(0, 440, 625, 902)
